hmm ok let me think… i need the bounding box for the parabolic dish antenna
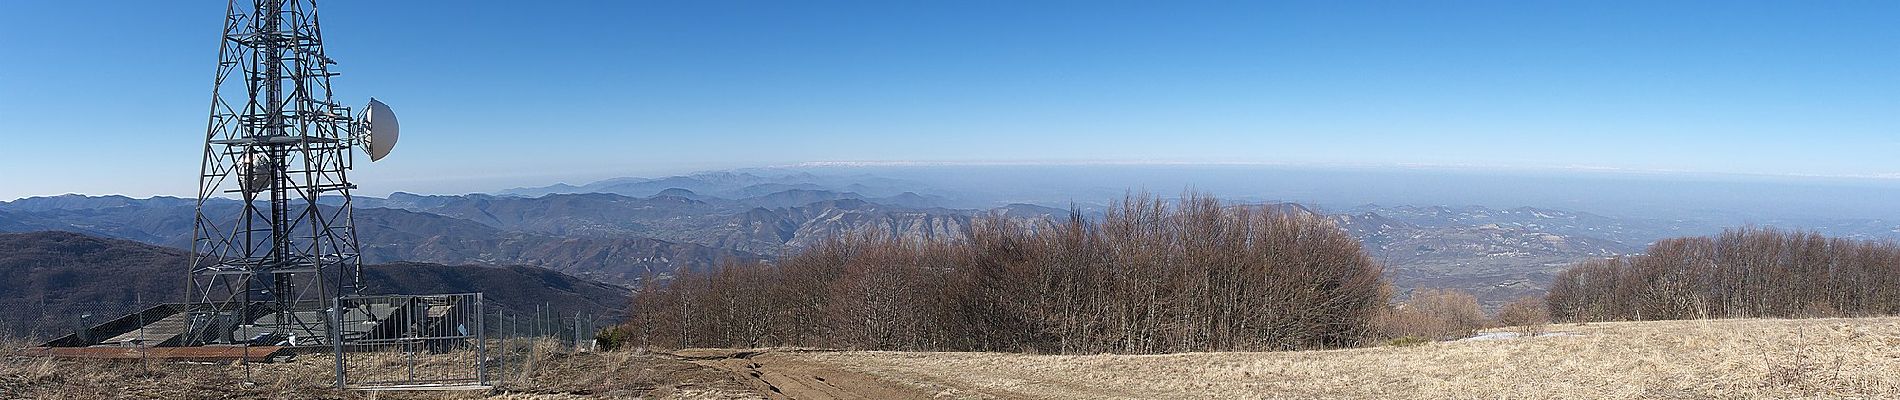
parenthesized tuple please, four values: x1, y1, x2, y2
(237, 152, 274, 194)
(358, 98, 399, 161)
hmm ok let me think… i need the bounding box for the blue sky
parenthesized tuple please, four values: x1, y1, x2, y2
(3, 1, 1898, 200)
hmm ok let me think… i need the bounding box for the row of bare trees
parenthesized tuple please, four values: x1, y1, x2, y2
(1548, 227, 1900, 322)
(607, 193, 1388, 354)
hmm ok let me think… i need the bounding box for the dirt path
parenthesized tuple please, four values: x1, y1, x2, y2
(673, 349, 960, 400)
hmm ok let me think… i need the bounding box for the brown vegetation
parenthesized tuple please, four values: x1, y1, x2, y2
(681, 348, 953, 399)
(0, 337, 758, 399)
(14, 317, 1900, 399)
(612, 192, 1388, 354)
(1373, 288, 1489, 341)
(1495, 296, 1551, 336)
(1547, 227, 1900, 322)
(777, 317, 1900, 399)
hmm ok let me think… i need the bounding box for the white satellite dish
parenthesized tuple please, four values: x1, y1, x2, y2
(358, 98, 399, 161)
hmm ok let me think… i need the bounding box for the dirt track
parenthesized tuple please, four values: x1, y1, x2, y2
(675, 348, 979, 400)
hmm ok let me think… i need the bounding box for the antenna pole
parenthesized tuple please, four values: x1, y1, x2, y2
(188, 0, 361, 347)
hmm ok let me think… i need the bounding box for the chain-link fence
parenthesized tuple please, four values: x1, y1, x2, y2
(2, 299, 170, 346)
(8, 293, 623, 393)
(333, 293, 486, 389)
(485, 303, 608, 389)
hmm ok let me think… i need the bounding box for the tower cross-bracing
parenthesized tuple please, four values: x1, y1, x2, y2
(187, 0, 362, 346)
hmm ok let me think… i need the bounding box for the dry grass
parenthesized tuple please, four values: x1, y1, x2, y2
(0, 337, 758, 400)
(0, 348, 359, 400)
(785, 317, 1900, 399)
(12, 317, 1900, 399)
(488, 339, 758, 398)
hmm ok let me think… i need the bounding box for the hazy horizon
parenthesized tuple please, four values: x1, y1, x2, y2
(16, 163, 1900, 227)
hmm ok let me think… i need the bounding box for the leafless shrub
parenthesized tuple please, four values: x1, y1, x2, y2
(1376, 289, 1487, 341)
(1496, 296, 1550, 336)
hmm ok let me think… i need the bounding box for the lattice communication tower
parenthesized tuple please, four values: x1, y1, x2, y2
(186, 0, 395, 347)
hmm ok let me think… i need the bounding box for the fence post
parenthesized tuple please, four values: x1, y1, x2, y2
(332, 296, 346, 389)
(476, 293, 487, 386)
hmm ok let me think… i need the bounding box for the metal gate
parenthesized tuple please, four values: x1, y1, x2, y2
(332, 293, 487, 389)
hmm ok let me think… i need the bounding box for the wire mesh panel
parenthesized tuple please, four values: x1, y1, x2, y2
(9, 301, 156, 345)
(333, 293, 486, 389)
(484, 307, 606, 389)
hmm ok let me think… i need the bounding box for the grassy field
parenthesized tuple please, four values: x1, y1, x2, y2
(779, 317, 1900, 399)
(8, 317, 1900, 399)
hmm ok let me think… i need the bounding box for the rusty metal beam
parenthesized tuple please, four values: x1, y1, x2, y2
(18, 346, 288, 362)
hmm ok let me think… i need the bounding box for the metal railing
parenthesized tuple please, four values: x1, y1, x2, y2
(331, 293, 486, 389)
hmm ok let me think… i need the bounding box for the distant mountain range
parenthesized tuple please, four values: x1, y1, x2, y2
(0, 231, 629, 338)
(361, 191, 1060, 256)
(13, 168, 1900, 308)
(499, 170, 937, 203)
(0, 195, 764, 285)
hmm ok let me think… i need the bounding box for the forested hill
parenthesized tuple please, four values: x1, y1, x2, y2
(0, 231, 631, 338)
